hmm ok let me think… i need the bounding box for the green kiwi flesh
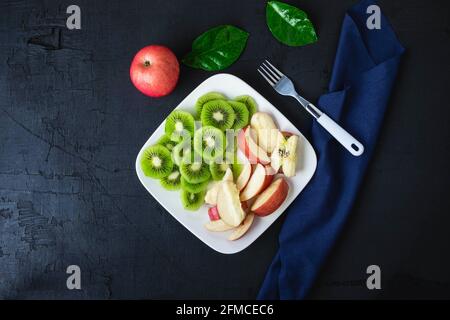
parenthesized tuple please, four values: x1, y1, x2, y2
(165, 110, 195, 142)
(156, 134, 176, 151)
(193, 126, 225, 162)
(180, 161, 211, 184)
(195, 92, 226, 116)
(200, 100, 235, 131)
(180, 176, 209, 193)
(234, 95, 257, 118)
(181, 189, 206, 211)
(140, 145, 173, 179)
(209, 161, 231, 181)
(160, 167, 181, 190)
(227, 100, 249, 130)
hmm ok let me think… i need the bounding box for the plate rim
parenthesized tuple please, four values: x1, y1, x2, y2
(135, 73, 317, 254)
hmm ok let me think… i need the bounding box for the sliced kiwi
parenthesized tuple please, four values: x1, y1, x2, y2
(181, 189, 206, 211)
(140, 145, 173, 179)
(195, 92, 226, 116)
(180, 176, 209, 193)
(227, 100, 249, 130)
(180, 160, 211, 184)
(193, 126, 225, 162)
(156, 134, 176, 151)
(210, 161, 231, 181)
(165, 110, 195, 142)
(231, 162, 243, 179)
(234, 95, 257, 118)
(171, 141, 192, 166)
(160, 166, 181, 191)
(200, 100, 235, 131)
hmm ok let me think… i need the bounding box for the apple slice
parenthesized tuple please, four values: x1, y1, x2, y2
(222, 167, 233, 182)
(282, 135, 299, 177)
(204, 181, 220, 206)
(270, 132, 299, 178)
(250, 112, 279, 153)
(217, 181, 246, 227)
(204, 168, 234, 205)
(238, 127, 270, 164)
(240, 163, 273, 201)
(251, 177, 289, 216)
(208, 206, 220, 221)
(236, 162, 252, 191)
(204, 219, 234, 232)
(228, 213, 254, 241)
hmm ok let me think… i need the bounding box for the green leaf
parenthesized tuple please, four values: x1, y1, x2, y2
(182, 25, 249, 71)
(266, 1, 318, 46)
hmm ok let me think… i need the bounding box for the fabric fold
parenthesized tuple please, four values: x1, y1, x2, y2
(258, 0, 404, 300)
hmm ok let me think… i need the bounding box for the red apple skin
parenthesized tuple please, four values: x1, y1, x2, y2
(237, 127, 252, 162)
(281, 131, 294, 138)
(237, 127, 270, 164)
(236, 163, 252, 191)
(251, 178, 289, 216)
(208, 206, 220, 221)
(262, 166, 274, 190)
(240, 164, 273, 201)
(130, 45, 179, 97)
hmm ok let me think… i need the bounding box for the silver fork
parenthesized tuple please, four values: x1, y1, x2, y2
(258, 60, 364, 156)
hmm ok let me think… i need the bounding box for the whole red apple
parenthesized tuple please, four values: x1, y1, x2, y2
(130, 45, 179, 98)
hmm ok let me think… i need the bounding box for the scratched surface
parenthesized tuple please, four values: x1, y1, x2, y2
(0, 0, 449, 299)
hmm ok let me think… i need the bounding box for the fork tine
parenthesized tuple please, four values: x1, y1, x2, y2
(265, 60, 284, 77)
(258, 69, 275, 87)
(262, 62, 281, 81)
(259, 64, 278, 84)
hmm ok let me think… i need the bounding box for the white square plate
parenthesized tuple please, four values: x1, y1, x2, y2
(136, 74, 317, 254)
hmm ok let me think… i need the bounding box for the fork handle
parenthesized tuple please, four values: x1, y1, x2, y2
(317, 113, 364, 156)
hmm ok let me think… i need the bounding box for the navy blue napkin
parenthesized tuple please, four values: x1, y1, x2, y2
(258, 0, 404, 299)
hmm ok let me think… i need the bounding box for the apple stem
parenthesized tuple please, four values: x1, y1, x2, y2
(144, 60, 151, 67)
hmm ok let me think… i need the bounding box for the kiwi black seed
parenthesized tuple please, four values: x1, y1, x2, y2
(180, 176, 209, 193)
(180, 189, 206, 211)
(227, 100, 249, 130)
(180, 160, 211, 184)
(193, 126, 225, 162)
(165, 110, 195, 142)
(234, 95, 257, 118)
(160, 166, 181, 191)
(140, 145, 173, 179)
(210, 161, 231, 181)
(156, 134, 176, 151)
(200, 100, 236, 131)
(195, 92, 226, 116)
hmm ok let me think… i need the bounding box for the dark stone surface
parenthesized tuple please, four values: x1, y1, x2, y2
(0, 0, 449, 299)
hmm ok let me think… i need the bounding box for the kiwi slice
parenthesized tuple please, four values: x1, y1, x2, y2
(210, 161, 231, 181)
(140, 145, 173, 179)
(172, 141, 192, 166)
(156, 134, 176, 151)
(193, 126, 225, 162)
(165, 110, 195, 142)
(231, 162, 243, 179)
(234, 95, 257, 118)
(200, 100, 236, 131)
(180, 176, 209, 193)
(160, 166, 181, 191)
(227, 101, 249, 130)
(180, 160, 211, 184)
(181, 189, 206, 211)
(195, 92, 226, 116)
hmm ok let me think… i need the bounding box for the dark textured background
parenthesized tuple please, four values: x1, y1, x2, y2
(0, 0, 449, 299)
